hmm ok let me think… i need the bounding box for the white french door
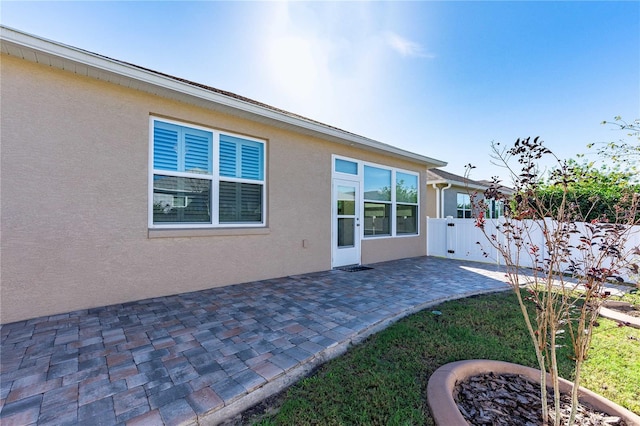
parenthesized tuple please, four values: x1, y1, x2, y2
(332, 178, 361, 267)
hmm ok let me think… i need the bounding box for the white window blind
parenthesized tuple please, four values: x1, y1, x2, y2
(150, 118, 265, 228)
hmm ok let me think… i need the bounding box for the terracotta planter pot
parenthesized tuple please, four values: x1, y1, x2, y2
(427, 360, 640, 426)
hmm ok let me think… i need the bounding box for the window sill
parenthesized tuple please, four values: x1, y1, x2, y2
(148, 227, 270, 239)
(363, 233, 420, 240)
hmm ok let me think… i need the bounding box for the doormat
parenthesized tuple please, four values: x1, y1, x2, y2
(338, 266, 373, 272)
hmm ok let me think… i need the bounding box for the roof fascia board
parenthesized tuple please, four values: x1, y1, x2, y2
(1, 26, 446, 168)
(428, 178, 486, 191)
(448, 181, 487, 191)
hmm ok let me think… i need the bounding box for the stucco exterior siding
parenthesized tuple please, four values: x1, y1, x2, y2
(444, 189, 461, 217)
(1, 55, 429, 323)
(426, 184, 461, 218)
(361, 235, 426, 265)
(426, 185, 438, 218)
(427, 184, 490, 219)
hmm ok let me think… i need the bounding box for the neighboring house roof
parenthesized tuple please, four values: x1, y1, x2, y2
(427, 169, 515, 195)
(427, 169, 487, 191)
(0, 25, 447, 168)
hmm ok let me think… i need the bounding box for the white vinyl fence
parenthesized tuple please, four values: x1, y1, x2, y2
(426, 217, 640, 283)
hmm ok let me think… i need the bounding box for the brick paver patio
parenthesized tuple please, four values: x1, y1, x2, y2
(1, 256, 510, 425)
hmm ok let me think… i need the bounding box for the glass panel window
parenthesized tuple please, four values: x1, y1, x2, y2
(337, 157, 421, 238)
(219, 182, 263, 223)
(397, 204, 417, 235)
(218, 133, 264, 224)
(184, 132, 212, 174)
(153, 121, 212, 174)
(153, 176, 211, 223)
(486, 199, 504, 219)
(219, 134, 263, 180)
(364, 166, 391, 201)
(364, 202, 391, 236)
(153, 124, 179, 171)
(151, 118, 265, 228)
(396, 172, 418, 203)
(457, 193, 471, 218)
(335, 158, 358, 175)
(396, 171, 418, 235)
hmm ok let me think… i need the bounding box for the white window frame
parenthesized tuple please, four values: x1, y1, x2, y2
(332, 155, 420, 238)
(486, 199, 504, 219)
(456, 193, 472, 218)
(395, 171, 420, 235)
(149, 117, 266, 229)
(363, 164, 393, 237)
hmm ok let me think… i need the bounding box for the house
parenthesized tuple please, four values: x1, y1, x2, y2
(0, 26, 446, 324)
(426, 169, 512, 219)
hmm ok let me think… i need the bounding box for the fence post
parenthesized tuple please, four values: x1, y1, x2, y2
(426, 216, 430, 256)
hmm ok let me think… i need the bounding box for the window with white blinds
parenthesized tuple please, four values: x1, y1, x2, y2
(150, 118, 265, 228)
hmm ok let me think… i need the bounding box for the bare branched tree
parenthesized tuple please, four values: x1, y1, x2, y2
(468, 136, 639, 425)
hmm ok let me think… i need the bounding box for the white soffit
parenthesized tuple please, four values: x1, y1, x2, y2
(429, 180, 487, 191)
(1, 25, 447, 168)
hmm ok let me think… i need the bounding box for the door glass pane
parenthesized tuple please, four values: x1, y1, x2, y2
(337, 185, 355, 215)
(337, 218, 355, 247)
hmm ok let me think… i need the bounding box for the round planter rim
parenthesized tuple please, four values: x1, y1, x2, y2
(427, 359, 640, 426)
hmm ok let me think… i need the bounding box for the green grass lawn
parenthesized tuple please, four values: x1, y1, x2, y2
(581, 287, 640, 414)
(248, 290, 640, 425)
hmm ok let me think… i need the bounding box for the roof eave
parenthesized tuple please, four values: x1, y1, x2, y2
(429, 180, 487, 191)
(0, 25, 447, 168)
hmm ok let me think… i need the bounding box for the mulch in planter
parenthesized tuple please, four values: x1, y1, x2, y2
(454, 372, 627, 425)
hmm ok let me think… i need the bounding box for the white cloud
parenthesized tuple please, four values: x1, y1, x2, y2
(255, 2, 385, 129)
(265, 35, 321, 98)
(251, 2, 435, 138)
(384, 31, 434, 58)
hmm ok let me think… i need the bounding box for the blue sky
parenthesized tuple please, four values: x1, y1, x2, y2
(2, 1, 638, 183)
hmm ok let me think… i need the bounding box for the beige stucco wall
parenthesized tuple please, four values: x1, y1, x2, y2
(426, 185, 438, 218)
(1, 55, 428, 324)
